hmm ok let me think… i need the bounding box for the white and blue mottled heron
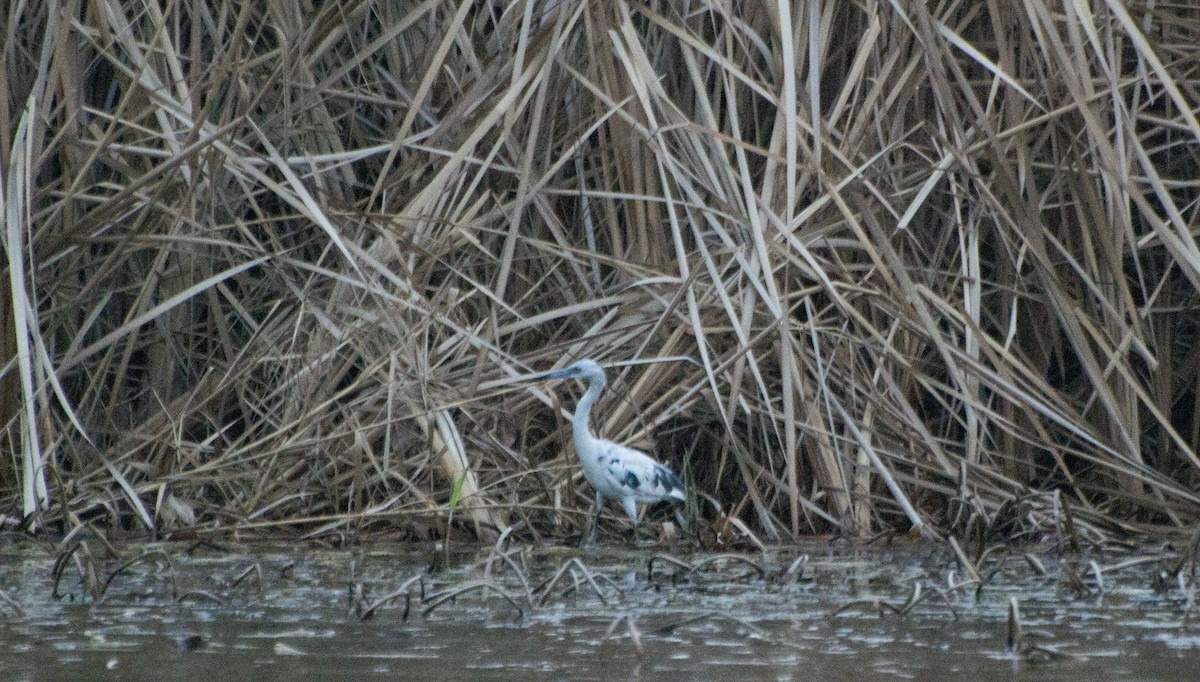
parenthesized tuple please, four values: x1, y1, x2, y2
(524, 359, 685, 542)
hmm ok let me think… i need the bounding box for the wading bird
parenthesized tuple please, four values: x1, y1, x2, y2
(523, 359, 685, 543)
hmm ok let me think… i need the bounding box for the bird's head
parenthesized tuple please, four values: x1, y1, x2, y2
(525, 358, 606, 383)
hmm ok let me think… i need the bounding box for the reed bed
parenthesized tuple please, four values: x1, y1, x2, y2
(2, 0, 1199, 545)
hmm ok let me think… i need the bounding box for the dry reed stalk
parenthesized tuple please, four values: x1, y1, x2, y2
(1, 1, 1198, 545)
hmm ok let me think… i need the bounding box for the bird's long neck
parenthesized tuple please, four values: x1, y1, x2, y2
(573, 372, 606, 449)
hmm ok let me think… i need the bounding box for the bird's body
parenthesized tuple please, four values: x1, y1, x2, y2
(579, 436, 686, 524)
(526, 359, 685, 541)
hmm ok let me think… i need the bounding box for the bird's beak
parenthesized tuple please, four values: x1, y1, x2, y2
(517, 368, 572, 383)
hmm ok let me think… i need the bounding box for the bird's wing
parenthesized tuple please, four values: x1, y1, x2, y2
(597, 441, 685, 503)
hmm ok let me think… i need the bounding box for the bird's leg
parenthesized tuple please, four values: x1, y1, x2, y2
(583, 492, 603, 547)
(621, 497, 644, 545)
(674, 506, 687, 533)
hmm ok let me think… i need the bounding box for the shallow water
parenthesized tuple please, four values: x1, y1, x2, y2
(3, 539, 1199, 679)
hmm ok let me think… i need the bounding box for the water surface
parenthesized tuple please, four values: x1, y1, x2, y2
(3, 540, 1198, 679)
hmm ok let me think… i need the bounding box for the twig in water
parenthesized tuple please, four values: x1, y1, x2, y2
(685, 554, 765, 580)
(779, 554, 810, 583)
(655, 612, 789, 649)
(1177, 526, 1200, 579)
(948, 536, 981, 584)
(348, 581, 367, 618)
(944, 569, 979, 594)
(604, 612, 644, 656)
(830, 599, 894, 618)
(534, 558, 614, 607)
(422, 582, 524, 619)
(1006, 597, 1022, 653)
(482, 521, 526, 578)
(1022, 552, 1047, 576)
(926, 584, 961, 620)
(646, 554, 693, 582)
(831, 580, 930, 619)
(1054, 491, 1082, 553)
(230, 562, 263, 591)
(653, 612, 712, 635)
(1062, 563, 1091, 597)
(482, 546, 533, 606)
(177, 590, 226, 605)
(52, 529, 103, 601)
(0, 589, 25, 617)
(1181, 576, 1197, 628)
(359, 574, 424, 622)
(102, 549, 178, 601)
(1089, 560, 1105, 596)
(895, 581, 925, 616)
(1004, 597, 1075, 663)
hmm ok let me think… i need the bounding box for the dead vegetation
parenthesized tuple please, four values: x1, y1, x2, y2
(2, 1, 1199, 545)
